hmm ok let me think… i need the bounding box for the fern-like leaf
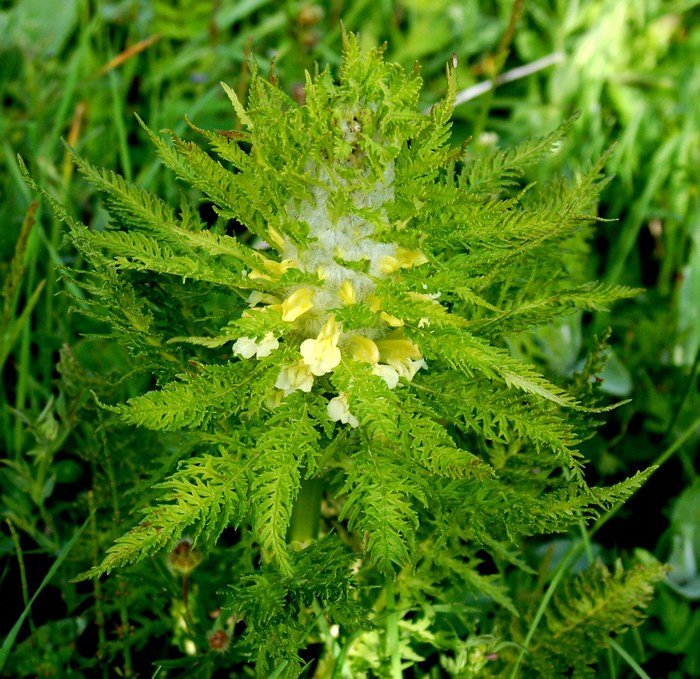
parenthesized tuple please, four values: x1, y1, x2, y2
(524, 559, 668, 675)
(74, 449, 249, 580)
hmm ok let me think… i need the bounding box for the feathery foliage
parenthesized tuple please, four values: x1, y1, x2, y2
(516, 560, 668, 677)
(23, 30, 660, 677)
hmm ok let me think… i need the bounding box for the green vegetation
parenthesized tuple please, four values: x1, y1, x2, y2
(2, 1, 698, 677)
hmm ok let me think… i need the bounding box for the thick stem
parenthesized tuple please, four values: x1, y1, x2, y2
(385, 575, 402, 679)
(288, 477, 324, 546)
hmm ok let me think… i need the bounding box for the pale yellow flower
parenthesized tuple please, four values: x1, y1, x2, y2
(407, 291, 442, 302)
(247, 290, 281, 307)
(372, 364, 399, 389)
(367, 294, 382, 312)
(300, 316, 342, 376)
(327, 393, 359, 428)
(348, 335, 380, 364)
(390, 357, 426, 381)
(346, 335, 400, 388)
(377, 255, 400, 274)
(375, 336, 425, 382)
(275, 360, 315, 394)
(375, 337, 422, 362)
(377, 249, 427, 276)
(339, 280, 356, 305)
(395, 247, 428, 268)
(248, 257, 296, 281)
(380, 311, 404, 327)
(232, 332, 279, 359)
(267, 225, 285, 249)
(281, 287, 315, 322)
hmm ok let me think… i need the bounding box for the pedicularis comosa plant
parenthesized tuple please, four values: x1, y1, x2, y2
(24, 31, 665, 678)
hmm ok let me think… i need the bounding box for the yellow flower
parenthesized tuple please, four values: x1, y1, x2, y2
(375, 337, 422, 362)
(300, 316, 342, 376)
(265, 390, 284, 410)
(372, 364, 399, 389)
(348, 335, 380, 364)
(395, 247, 428, 268)
(247, 291, 281, 307)
(281, 287, 315, 322)
(380, 311, 404, 327)
(377, 255, 400, 274)
(339, 280, 356, 305)
(407, 291, 442, 303)
(249, 257, 296, 281)
(365, 297, 379, 314)
(327, 393, 359, 428)
(391, 357, 426, 380)
(377, 249, 428, 276)
(275, 360, 315, 394)
(346, 335, 400, 388)
(375, 336, 425, 382)
(267, 225, 285, 249)
(232, 332, 279, 359)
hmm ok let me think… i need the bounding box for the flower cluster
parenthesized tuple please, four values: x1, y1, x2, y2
(230, 167, 430, 427)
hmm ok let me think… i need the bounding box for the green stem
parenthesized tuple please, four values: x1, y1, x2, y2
(385, 575, 402, 679)
(87, 491, 108, 679)
(6, 519, 36, 637)
(288, 477, 323, 546)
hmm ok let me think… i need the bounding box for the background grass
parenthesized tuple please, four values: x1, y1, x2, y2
(1, 0, 699, 676)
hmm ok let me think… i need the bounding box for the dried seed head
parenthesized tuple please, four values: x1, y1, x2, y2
(298, 4, 324, 27)
(207, 628, 231, 653)
(168, 538, 202, 574)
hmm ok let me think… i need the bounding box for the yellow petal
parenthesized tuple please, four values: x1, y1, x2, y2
(367, 294, 382, 312)
(247, 291, 281, 307)
(372, 364, 399, 389)
(377, 255, 400, 274)
(248, 270, 272, 282)
(267, 226, 285, 249)
(380, 311, 404, 327)
(281, 287, 315, 322)
(253, 257, 296, 279)
(396, 247, 428, 268)
(275, 360, 314, 394)
(389, 357, 426, 381)
(375, 338, 422, 362)
(232, 332, 279, 359)
(348, 335, 379, 364)
(339, 280, 356, 305)
(327, 393, 359, 428)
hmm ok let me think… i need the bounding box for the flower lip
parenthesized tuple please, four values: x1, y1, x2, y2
(275, 360, 314, 394)
(372, 364, 399, 389)
(232, 332, 279, 359)
(327, 392, 359, 428)
(281, 287, 315, 322)
(300, 315, 342, 376)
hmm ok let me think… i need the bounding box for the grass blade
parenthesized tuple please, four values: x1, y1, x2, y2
(0, 516, 89, 673)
